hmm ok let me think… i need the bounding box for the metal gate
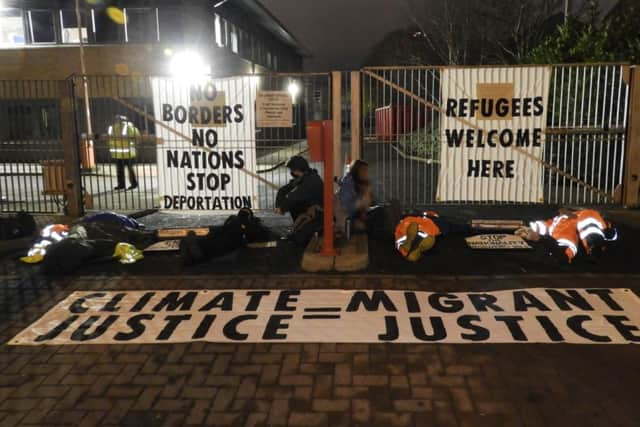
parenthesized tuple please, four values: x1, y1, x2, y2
(0, 80, 66, 213)
(71, 73, 331, 213)
(360, 64, 630, 206)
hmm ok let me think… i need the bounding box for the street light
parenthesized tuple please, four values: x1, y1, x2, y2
(169, 51, 210, 79)
(288, 81, 300, 104)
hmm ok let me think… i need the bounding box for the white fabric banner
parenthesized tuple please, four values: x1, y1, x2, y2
(10, 288, 640, 345)
(436, 66, 551, 202)
(150, 76, 258, 212)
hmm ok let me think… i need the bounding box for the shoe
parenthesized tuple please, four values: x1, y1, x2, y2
(399, 222, 419, 256)
(113, 186, 125, 191)
(127, 184, 138, 190)
(407, 235, 436, 262)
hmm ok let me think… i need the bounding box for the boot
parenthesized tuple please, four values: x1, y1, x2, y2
(399, 222, 418, 257)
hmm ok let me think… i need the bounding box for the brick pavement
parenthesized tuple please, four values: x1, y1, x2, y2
(0, 273, 639, 426)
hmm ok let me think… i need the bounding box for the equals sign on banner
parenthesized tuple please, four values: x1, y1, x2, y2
(302, 307, 342, 320)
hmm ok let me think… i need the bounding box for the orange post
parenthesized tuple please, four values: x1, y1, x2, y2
(320, 120, 336, 256)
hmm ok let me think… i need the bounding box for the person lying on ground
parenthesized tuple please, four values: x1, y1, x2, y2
(275, 156, 323, 221)
(515, 208, 617, 264)
(334, 160, 373, 237)
(20, 212, 157, 274)
(394, 210, 470, 262)
(180, 208, 271, 266)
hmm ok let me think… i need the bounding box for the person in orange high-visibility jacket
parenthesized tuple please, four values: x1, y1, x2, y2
(394, 210, 466, 262)
(526, 209, 617, 263)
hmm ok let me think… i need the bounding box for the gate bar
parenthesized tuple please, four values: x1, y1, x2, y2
(623, 65, 640, 207)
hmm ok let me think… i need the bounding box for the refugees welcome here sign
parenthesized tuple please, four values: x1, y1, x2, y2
(436, 66, 551, 203)
(10, 289, 640, 345)
(151, 77, 258, 212)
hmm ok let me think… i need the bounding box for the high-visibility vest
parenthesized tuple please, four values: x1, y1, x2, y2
(394, 213, 441, 257)
(108, 121, 140, 159)
(530, 210, 617, 262)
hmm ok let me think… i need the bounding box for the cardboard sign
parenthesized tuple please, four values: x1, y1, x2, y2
(151, 77, 258, 212)
(466, 234, 531, 249)
(10, 289, 640, 345)
(256, 91, 293, 128)
(437, 66, 551, 203)
(144, 240, 181, 252)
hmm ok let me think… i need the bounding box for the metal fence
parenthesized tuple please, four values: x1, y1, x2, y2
(360, 64, 630, 206)
(0, 80, 66, 213)
(65, 73, 332, 213)
(0, 65, 633, 215)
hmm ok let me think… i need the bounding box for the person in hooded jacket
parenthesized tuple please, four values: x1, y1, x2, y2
(275, 156, 323, 221)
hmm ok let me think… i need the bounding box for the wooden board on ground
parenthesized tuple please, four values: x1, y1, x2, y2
(157, 228, 210, 238)
(471, 219, 524, 231)
(465, 234, 532, 250)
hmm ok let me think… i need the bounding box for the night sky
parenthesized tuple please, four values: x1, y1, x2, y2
(259, 0, 617, 72)
(259, 0, 411, 71)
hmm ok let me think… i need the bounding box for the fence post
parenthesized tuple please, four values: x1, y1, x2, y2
(350, 71, 361, 162)
(624, 65, 640, 208)
(59, 80, 84, 218)
(331, 71, 342, 176)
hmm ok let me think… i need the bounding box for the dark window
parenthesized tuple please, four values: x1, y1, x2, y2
(125, 8, 156, 43)
(60, 10, 91, 43)
(94, 8, 124, 43)
(29, 10, 56, 43)
(158, 8, 182, 43)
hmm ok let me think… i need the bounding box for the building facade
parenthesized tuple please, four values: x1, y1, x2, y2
(0, 0, 305, 79)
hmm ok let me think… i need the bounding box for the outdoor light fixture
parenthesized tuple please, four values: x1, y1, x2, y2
(288, 81, 300, 103)
(169, 51, 210, 79)
(249, 75, 261, 89)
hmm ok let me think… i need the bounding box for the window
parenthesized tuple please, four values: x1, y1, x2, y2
(0, 8, 25, 47)
(94, 8, 124, 43)
(28, 10, 56, 43)
(60, 10, 90, 44)
(158, 8, 182, 43)
(125, 8, 157, 43)
(214, 14, 224, 47)
(229, 24, 238, 53)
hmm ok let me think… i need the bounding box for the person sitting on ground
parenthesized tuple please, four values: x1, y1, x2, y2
(516, 208, 617, 264)
(394, 210, 469, 262)
(180, 208, 271, 266)
(334, 160, 372, 236)
(275, 156, 323, 221)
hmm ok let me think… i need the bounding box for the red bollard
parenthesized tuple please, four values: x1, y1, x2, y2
(320, 120, 336, 256)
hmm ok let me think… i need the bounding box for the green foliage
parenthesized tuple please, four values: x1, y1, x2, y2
(528, 0, 640, 63)
(397, 128, 440, 160)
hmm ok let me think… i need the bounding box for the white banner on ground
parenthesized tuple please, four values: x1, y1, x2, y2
(150, 76, 258, 212)
(10, 289, 640, 345)
(436, 66, 551, 202)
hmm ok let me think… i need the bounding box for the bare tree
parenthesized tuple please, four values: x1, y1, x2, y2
(401, 0, 563, 65)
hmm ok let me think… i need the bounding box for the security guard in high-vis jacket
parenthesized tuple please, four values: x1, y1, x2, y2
(108, 115, 140, 190)
(524, 209, 617, 263)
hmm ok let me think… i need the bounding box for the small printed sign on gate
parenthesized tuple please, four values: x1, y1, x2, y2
(256, 91, 293, 128)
